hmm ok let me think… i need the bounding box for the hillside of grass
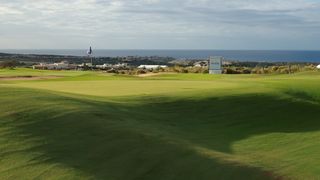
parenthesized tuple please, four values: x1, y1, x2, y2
(1, 69, 320, 179)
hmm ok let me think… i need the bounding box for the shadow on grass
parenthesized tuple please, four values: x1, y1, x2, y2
(2, 87, 320, 179)
(285, 89, 319, 104)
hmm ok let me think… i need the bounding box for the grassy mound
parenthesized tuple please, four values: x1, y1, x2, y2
(1, 69, 320, 179)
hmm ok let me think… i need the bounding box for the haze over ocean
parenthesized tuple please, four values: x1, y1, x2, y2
(1, 49, 320, 62)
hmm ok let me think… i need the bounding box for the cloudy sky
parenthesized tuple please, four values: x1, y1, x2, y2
(0, 0, 320, 49)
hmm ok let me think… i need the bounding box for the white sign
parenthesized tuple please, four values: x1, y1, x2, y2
(209, 56, 222, 74)
(210, 57, 222, 70)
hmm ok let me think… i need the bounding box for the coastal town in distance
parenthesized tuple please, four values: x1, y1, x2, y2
(1, 49, 320, 75)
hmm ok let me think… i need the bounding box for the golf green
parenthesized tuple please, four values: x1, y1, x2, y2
(1, 68, 320, 179)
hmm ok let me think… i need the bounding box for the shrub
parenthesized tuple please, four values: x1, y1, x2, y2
(0, 60, 19, 69)
(106, 69, 118, 74)
(202, 69, 209, 74)
(224, 68, 240, 74)
(136, 69, 147, 75)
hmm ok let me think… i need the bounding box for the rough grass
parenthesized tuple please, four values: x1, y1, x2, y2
(1, 69, 320, 179)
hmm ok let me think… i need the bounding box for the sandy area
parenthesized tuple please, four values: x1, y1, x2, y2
(0, 76, 63, 81)
(137, 72, 177, 77)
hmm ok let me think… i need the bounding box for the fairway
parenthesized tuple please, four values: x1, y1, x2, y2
(1, 69, 320, 179)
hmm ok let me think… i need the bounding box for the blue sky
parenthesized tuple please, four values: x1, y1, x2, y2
(0, 0, 320, 50)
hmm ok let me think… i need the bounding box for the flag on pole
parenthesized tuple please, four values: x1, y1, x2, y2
(87, 46, 93, 56)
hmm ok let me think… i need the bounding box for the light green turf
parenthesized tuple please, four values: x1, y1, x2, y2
(1, 69, 320, 179)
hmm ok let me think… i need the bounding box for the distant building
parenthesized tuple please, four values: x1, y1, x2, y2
(96, 64, 112, 69)
(53, 61, 69, 70)
(138, 65, 168, 70)
(78, 63, 93, 67)
(114, 63, 128, 68)
(33, 61, 75, 70)
(317, 64, 320, 69)
(193, 61, 208, 67)
(96, 63, 128, 69)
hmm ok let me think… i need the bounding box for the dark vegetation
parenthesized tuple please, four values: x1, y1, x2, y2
(0, 53, 174, 66)
(222, 61, 318, 74)
(0, 60, 24, 69)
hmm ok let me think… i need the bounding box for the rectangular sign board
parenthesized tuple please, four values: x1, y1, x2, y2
(209, 56, 222, 74)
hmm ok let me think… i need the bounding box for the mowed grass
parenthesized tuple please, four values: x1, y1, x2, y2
(1, 69, 320, 179)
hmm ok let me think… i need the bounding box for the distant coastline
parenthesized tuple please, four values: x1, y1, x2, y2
(1, 49, 320, 62)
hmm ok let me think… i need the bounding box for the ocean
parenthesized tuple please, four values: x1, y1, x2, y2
(1, 49, 320, 62)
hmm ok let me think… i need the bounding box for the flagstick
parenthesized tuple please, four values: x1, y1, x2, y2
(91, 56, 93, 70)
(87, 46, 93, 71)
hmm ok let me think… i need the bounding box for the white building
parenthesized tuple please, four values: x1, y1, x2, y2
(33, 61, 71, 70)
(96, 64, 112, 69)
(194, 61, 208, 67)
(53, 61, 69, 70)
(114, 63, 128, 68)
(96, 63, 128, 69)
(78, 63, 93, 67)
(317, 64, 320, 69)
(138, 65, 168, 70)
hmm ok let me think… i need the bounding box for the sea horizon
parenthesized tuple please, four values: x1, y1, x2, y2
(1, 49, 320, 62)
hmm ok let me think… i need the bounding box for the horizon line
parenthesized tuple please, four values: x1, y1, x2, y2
(1, 49, 320, 51)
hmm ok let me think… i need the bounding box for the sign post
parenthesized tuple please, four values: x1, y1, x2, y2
(209, 56, 223, 74)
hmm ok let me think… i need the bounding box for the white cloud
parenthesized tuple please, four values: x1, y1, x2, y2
(0, 5, 22, 15)
(0, 0, 320, 49)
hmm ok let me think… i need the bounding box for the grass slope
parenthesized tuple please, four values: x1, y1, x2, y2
(1, 69, 320, 179)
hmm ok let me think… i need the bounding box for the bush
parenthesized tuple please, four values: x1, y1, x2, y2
(181, 68, 189, 73)
(106, 69, 118, 74)
(202, 69, 209, 74)
(0, 60, 19, 69)
(241, 68, 251, 74)
(151, 69, 159, 73)
(136, 69, 147, 75)
(224, 68, 240, 74)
